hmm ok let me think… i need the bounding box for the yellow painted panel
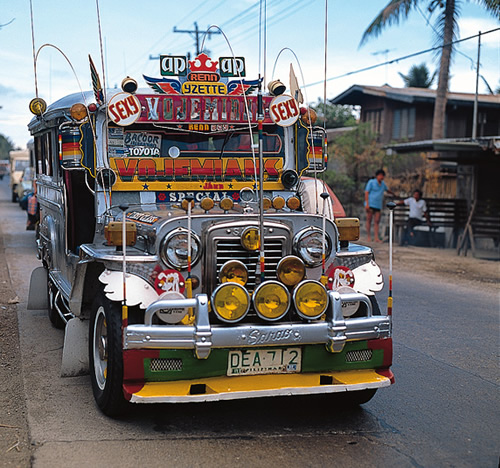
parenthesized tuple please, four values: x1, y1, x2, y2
(133, 370, 389, 398)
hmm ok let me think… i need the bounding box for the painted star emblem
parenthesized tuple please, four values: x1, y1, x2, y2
(166, 184, 172, 189)
(142, 183, 149, 190)
(228, 183, 233, 189)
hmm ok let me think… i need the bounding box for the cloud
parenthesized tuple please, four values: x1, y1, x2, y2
(0, 84, 32, 98)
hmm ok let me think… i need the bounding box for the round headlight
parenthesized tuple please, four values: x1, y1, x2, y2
(293, 280, 328, 320)
(293, 227, 332, 267)
(253, 280, 290, 321)
(160, 228, 201, 270)
(241, 226, 260, 251)
(220, 260, 248, 286)
(277, 255, 305, 286)
(212, 283, 250, 323)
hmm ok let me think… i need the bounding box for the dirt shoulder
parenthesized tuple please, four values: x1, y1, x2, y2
(366, 239, 499, 293)
(0, 229, 31, 467)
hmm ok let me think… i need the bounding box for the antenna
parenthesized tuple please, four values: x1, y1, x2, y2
(371, 48, 395, 83)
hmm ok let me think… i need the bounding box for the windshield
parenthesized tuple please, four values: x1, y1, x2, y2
(108, 126, 282, 158)
(14, 160, 30, 172)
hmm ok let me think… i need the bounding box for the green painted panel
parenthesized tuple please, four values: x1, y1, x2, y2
(142, 341, 385, 382)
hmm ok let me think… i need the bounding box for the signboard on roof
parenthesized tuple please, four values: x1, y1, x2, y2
(144, 53, 256, 96)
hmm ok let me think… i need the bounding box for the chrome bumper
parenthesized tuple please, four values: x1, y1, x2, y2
(124, 291, 391, 358)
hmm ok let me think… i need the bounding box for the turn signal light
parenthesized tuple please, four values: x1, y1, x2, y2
(293, 280, 328, 320)
(253, 281, 290, 321)
(70, 103, 88, 121)
(277, 256, 305, 286)
(212, 283, 250, 323)
(335, 218, 360, 242)
(220, 260, 248, 286)
(104, 221, 137, 246)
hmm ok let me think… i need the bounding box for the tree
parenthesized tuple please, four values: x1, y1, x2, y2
(360, 0, 500, 140)
(311, 99, 357, 129)
(399, 63, 436, 88)
(0, 134, 14, 160)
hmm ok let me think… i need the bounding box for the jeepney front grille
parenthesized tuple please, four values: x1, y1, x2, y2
(150, 358, 183, 372)
(215, 238, 285, 292)
(345, 349, 373, 363)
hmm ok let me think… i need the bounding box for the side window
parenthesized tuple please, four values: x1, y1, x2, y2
(34, 132, 54, 176)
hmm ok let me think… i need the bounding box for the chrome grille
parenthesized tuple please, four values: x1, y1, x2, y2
(150, 358, 183, 372)
(215, 238, 284, 291)
(345, 349, 373, 363)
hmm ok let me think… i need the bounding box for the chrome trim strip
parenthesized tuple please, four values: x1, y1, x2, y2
(124, 291, 390, 353)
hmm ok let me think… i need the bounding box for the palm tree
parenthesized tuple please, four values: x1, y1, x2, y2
(360, 0, 500, 140)
(399, 63, 437, 87)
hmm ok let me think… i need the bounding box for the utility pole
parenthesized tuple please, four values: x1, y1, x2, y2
(149, 22, 221, 63)
(173, 22, 221, 56)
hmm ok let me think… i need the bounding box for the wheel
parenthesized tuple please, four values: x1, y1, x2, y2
(342, 389, 377, 406)
(47, 279, 65, 329)
(89, 292, 128, 416)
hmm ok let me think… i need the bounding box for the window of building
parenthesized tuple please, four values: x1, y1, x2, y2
(364, 109, 382, 134)
(392, 107, 416, 140)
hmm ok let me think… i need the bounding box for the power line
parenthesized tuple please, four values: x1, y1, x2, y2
(304, 27, 500, 88)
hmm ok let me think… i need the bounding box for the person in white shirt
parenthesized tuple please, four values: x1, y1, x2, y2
(397, 189, 432, 245)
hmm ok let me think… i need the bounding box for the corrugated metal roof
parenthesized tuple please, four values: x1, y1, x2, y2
(332, 84, 500, 107)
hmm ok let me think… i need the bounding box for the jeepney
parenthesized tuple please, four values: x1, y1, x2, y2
(28, 53, 393, 416)
(9, 149, 30, 202)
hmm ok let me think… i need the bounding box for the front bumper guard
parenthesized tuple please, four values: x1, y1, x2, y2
(124, 291, 391, 358)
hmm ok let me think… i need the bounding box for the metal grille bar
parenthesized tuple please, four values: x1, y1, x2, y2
(345, 349, 373, 363)
(215, 239, 284, 291)
(150, 358, 183, 372)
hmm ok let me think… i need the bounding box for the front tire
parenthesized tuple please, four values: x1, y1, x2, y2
(89, 292, 127, 416)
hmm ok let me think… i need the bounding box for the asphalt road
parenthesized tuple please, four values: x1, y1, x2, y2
(0, 178, 498, 468)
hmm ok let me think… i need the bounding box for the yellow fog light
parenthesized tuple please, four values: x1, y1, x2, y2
(263, 197, 272, 210)
(220, 260, 248, 286)
(200, 197, 214, 211)
(212, 283, 250, 323)
(253, 281, 290, 321)
(70, 103, 88, 121)
(277, 255, 306, 286)
(220, 197, 234, 211)
(287, 196, 301, 210)
(241, 226, 260, 251)
(293, 280, 328, 320)
(272, 196, 286, 210)
(181, 199, 195, 211)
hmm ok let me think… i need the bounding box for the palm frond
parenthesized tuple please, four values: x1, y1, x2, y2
(360, 0, 418, 47)
(477, 0, 500, 18)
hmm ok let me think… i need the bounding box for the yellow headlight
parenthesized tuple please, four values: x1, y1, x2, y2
(212, 283, 250, 323)
(200, 197, 214, 211)
(253, 281, 290, 321)
(293, 280, 328, 320)
(241, 226, 260, 251)
(287, 196, 301, 210)
(220, 260, 248, 286)
(277, 255, 306, 286)
(272, 196, 286, 210)
(220, 197, 234, 211)
(263, 197, 272, 210)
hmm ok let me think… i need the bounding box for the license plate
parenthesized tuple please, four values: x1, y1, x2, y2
(227, 348, 302, 376)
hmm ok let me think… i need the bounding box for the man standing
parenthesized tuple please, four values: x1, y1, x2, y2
(365, 169, 394, 242)
(397, 189, 432, 245)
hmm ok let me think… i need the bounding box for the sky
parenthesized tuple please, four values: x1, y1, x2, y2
(0, 0, 499, 148)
